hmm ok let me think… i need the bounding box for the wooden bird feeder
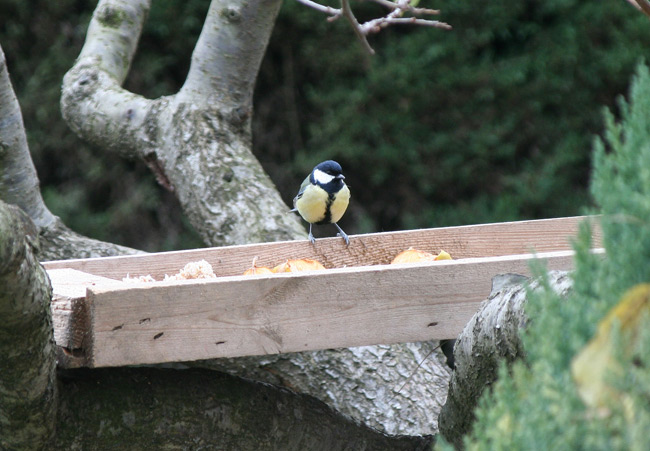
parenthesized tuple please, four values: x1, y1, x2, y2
(44, 216, 602, 369)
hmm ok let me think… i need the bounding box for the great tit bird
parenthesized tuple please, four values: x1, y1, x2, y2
(291, 160, 351, 245)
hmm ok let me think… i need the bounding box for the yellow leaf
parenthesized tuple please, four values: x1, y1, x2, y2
(571, 283, 650, 411)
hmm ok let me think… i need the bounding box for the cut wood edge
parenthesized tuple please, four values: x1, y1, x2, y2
(48, 268, 121, 368)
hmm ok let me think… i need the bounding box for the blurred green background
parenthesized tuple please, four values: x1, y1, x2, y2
(1, 0, 649, 251)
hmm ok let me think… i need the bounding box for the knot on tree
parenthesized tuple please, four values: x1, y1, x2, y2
(64, 66, 99, 100)
(221, 6, 242, 23)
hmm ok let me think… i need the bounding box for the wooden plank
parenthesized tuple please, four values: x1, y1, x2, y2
(84, 249, 586, 368)
(48, 269, 121, 367)
(42, 215, 600, 280)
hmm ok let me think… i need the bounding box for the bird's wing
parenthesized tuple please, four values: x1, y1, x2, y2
(292, 175, 312, 209)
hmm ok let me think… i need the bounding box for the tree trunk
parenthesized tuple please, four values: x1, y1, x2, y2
(60, 0, 306, 246)
(53, 367, 434, 450)
(438, 271, 573, 448)
(0, 202, 57, 450)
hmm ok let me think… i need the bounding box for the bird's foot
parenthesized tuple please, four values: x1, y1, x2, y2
(334, 223, 350, 246)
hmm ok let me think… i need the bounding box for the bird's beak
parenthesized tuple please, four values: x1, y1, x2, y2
(337, 174, 345, 180)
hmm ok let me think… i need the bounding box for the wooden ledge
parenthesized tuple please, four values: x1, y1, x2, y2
(45, 216, 602, 368)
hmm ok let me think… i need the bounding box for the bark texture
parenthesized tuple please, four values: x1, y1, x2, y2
(60, 0, 306, 246)
(438, 271, 573, 448)
(53, 367, 434, 450)
(199, 341, 452, 436)
(0, 43, 140, 260)
(0, 202, 58, 450)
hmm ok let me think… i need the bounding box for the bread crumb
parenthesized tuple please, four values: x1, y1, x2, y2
(121, 260, 217, 283)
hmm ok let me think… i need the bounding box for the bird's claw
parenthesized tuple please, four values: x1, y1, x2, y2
(334, 223, 350, 246)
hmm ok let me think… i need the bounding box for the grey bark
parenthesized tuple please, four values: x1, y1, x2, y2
(0, 43, 140, 260)
(53, 367, 434, 450)
(438, 271, 574, 449)
(60, 0, 307, 246)
(199, 340, 453, 436)
(0, 202, 57, 450)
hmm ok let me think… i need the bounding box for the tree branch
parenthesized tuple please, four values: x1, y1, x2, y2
(438, 272, 573, 448)
(0, 45, 56, 230)
(53, 367, 433, 449)
(297, 0, 451, 54)
(1, 43, 141, 259)
(627, 0, 650, 19)
(61, 0, 156, 160)
(0, 202, 57, 449)
(342, 0, 376, 55)
(296, 0, 342, 19)
(197, 341, 451, 435)
(62, 0, 306, 246)
(178, 0, 284, 113)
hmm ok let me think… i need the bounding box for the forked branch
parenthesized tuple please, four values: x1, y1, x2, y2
(297, 0, 451, 54)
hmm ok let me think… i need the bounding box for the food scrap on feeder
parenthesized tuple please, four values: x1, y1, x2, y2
(391, 247, 452, 264)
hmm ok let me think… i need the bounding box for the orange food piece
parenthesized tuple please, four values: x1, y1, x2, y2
(391, 247, 452, 264)
(391, 247, 435, 264)
(243, 266, 273, 276)
(272, 258, 326, 273)
(243, 257, 274, 276)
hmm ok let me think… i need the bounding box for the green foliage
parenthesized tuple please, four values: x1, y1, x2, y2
(447, 64, 650, 450)
(0, 0, 204, 251)
(2, 0, 649, 249)
(256, 0, 650, 233)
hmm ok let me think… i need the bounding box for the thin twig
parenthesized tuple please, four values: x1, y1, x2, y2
(341, 0, 376, 55)
(361, 17, 451, 35)
(295, 0, 451, 55)
(627, 0, 650, 17)
(296, 0, 342, 18)
(369, 0, 440, 16)
(638, 0, 650, 17)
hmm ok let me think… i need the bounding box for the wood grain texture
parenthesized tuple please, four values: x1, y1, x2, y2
(48, 268, 121, 367)
(45, 216, 602, 368)
(43, 216, 601, 280)
(84, 250, 581, 367)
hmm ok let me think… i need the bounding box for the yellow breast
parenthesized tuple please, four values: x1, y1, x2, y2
(296, 184, 330, 224)
(295, 184, 350, 224)
(329, 184, 350, 224)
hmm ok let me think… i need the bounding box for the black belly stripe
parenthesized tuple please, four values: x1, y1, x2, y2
(316, 193, 336, 225)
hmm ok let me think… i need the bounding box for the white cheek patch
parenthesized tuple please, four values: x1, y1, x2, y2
(313, 169, 335, 185)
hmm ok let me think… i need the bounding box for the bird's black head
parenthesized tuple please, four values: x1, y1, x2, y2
(311, 160, 345, 192)
(314, 160, 343, 176)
